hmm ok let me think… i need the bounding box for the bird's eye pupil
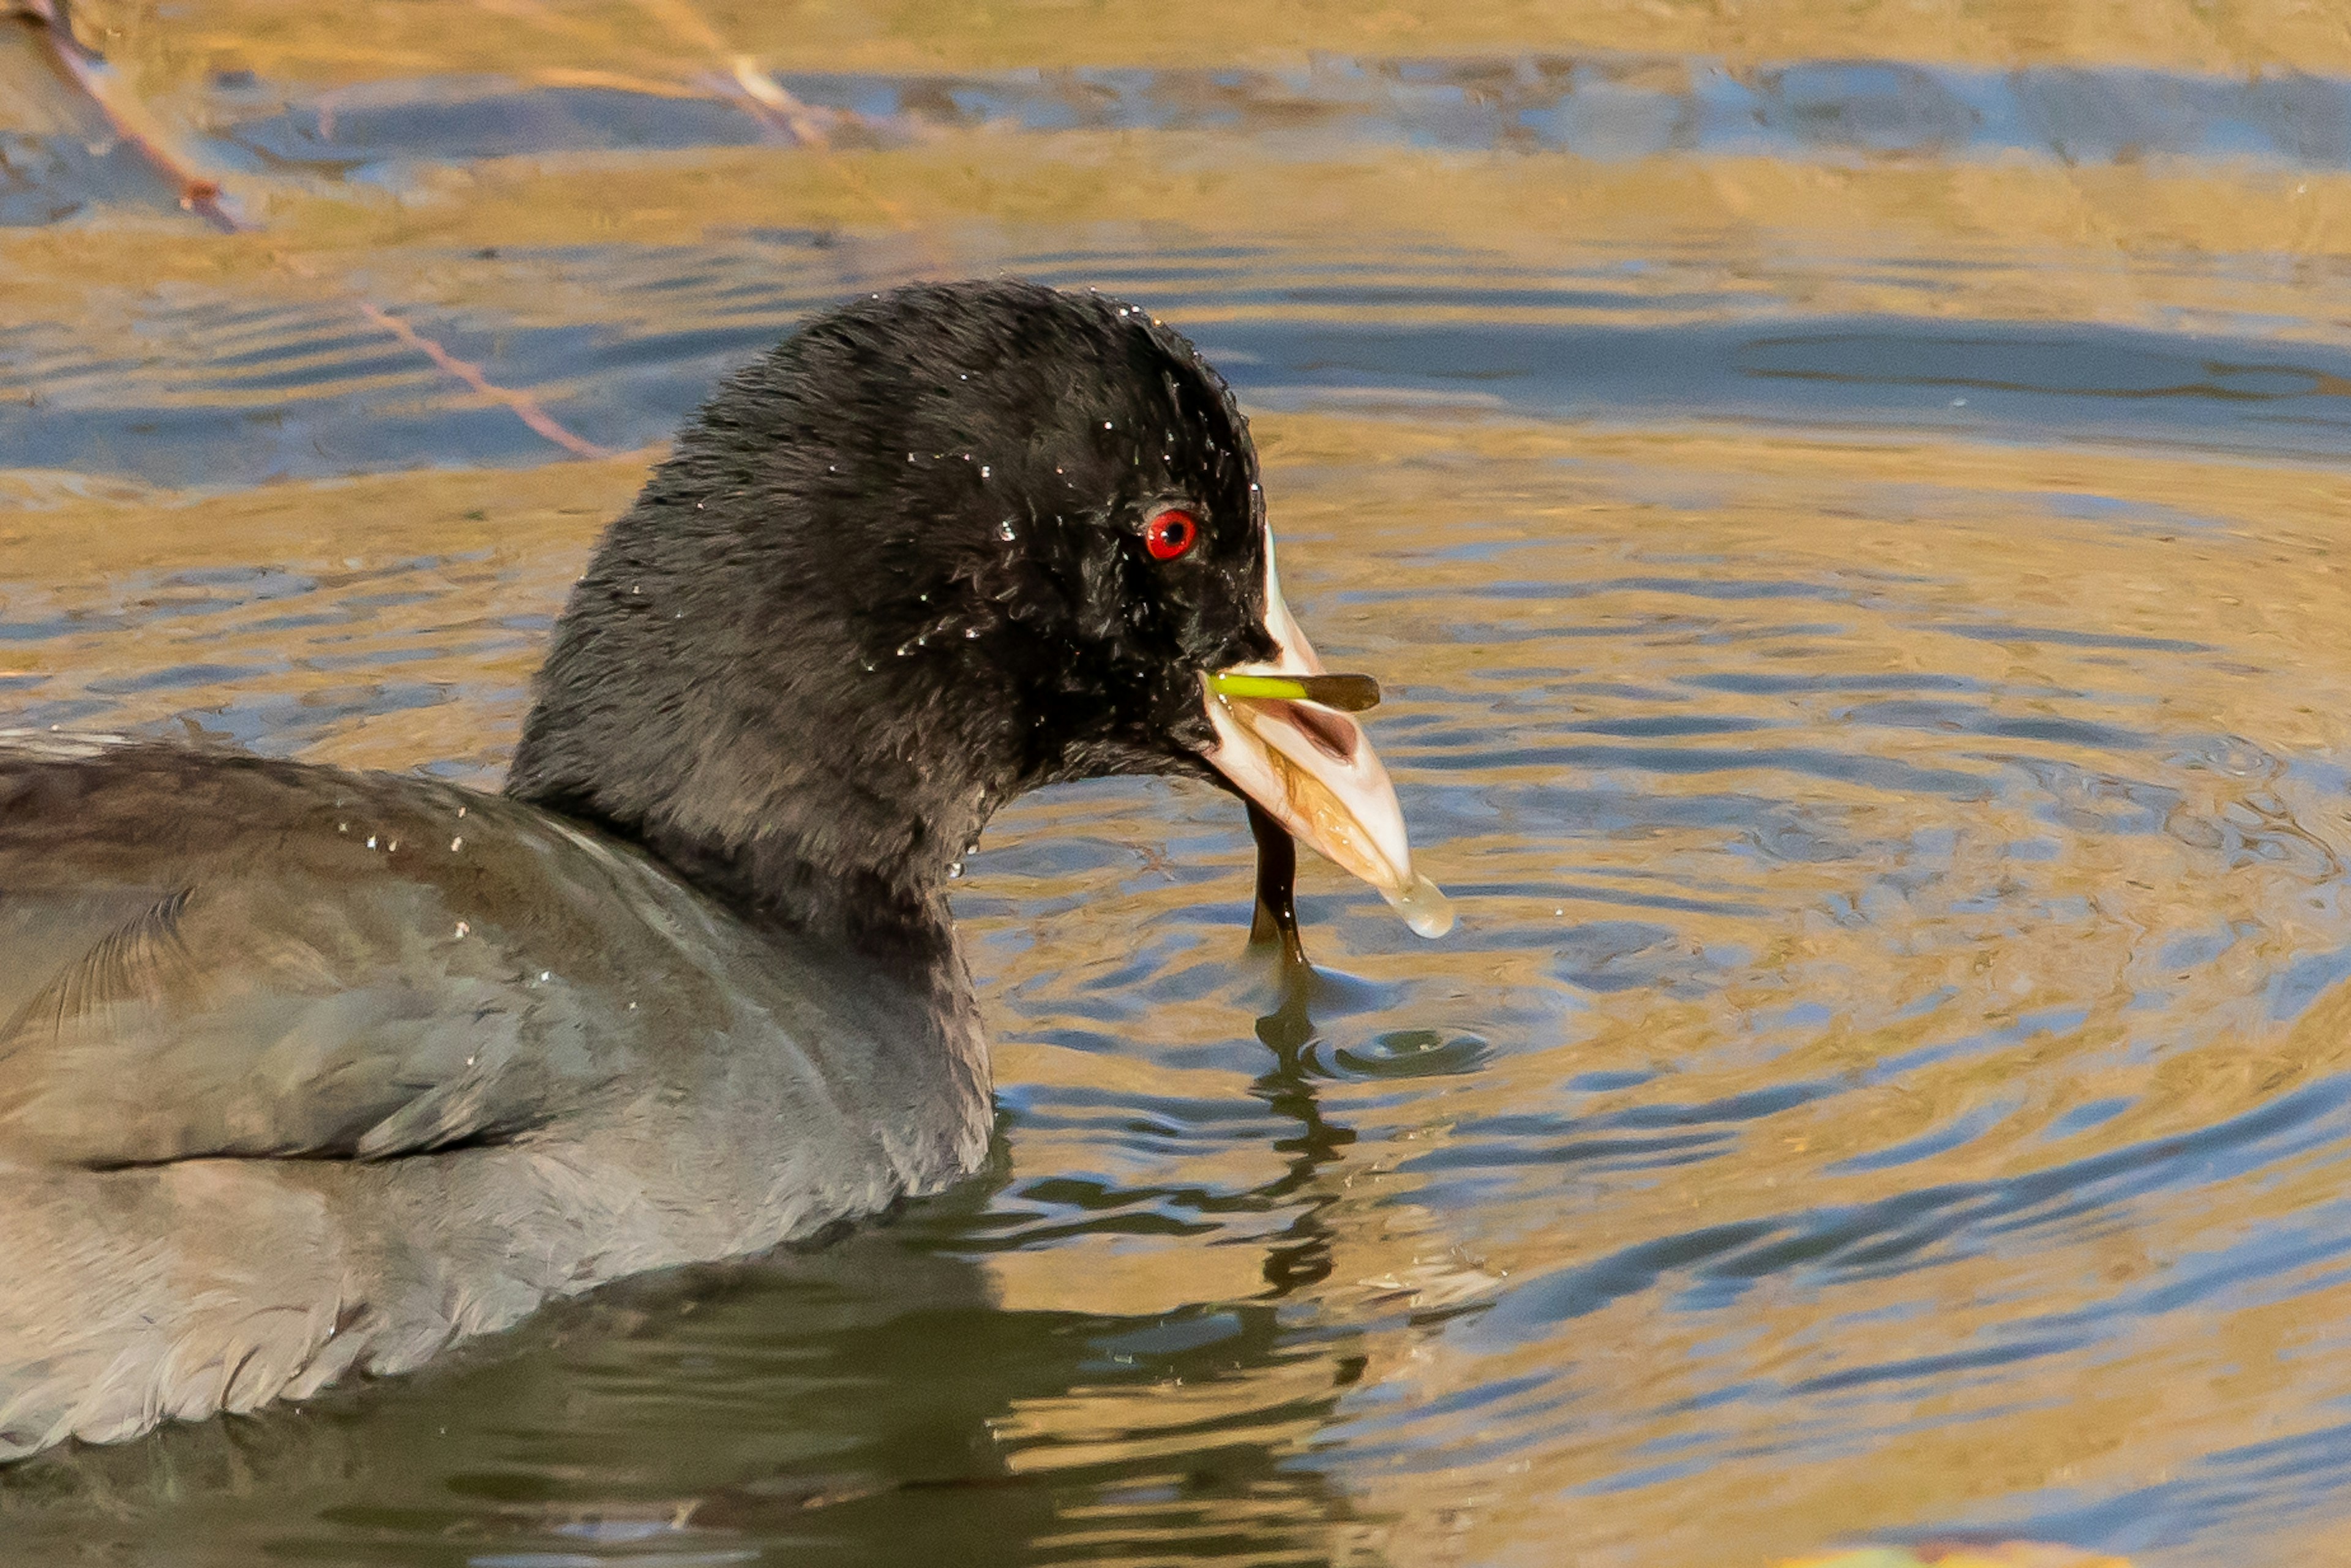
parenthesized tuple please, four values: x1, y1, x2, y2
(1145, 510, 1199, 561)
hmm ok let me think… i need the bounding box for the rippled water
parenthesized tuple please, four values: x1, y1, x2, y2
(7, 2, 2351, 1563)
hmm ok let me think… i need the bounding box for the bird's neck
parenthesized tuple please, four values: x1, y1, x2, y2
(502, 541, 1015, 962)
(509, 713, 1003, 961)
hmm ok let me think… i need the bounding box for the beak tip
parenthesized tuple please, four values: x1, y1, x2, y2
(1390, 874, 1455, 939)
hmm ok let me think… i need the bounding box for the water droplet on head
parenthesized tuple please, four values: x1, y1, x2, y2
(997, 519, 1016, 541)
(980, 465, 991, 480)
(454, 920, 469, 937)
(365, 835, 377, 849)
(947, 861, 964, 879)
(451, 836, 463, 852)
(964, 625, 981, 639)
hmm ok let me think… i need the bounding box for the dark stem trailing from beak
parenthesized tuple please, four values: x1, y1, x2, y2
(1247, 798, 1308, 971)
(1242, 805, 1350, 1297)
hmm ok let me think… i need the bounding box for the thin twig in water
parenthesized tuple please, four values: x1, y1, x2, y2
(615, 0, 928, 227)
(16, 0, 933, 459)
(354, 303, 613, 460)
(15, 0, 242, 231)
(467, 0, 840, 147)
(12, 0, 613, 462)
(721, 57, 836, 148)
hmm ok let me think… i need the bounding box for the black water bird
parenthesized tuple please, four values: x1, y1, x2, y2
(0, 280, 1447, 1458)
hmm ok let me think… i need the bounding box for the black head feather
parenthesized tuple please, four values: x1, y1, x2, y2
(506, 280, 1281, 951)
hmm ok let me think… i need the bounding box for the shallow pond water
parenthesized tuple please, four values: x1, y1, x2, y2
(7, 2, 2351, 1564)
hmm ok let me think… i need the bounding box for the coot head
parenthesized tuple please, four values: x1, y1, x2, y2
(508, 280, 1442, 950)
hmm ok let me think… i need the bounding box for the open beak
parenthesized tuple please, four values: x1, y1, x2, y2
(1198, 542, 1453, 939)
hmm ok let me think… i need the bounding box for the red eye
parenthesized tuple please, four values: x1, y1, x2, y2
(1144, 509, 1199, 561)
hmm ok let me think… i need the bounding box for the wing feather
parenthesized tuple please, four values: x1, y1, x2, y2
(0, 748, 657, 1168)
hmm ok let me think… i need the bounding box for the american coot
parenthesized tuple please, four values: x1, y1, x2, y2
(0, 280, 1447, 1459)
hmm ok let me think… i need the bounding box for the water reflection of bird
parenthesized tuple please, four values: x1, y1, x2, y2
(0, 280, 1444, 1458)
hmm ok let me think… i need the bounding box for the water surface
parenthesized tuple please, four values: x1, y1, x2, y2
(6, 2, 2351, 1563)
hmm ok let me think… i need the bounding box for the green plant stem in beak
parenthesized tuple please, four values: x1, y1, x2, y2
(1209, 671, 1382, 713)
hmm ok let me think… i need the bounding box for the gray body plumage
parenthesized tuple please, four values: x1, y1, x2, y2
(0, 742, 988, 1457)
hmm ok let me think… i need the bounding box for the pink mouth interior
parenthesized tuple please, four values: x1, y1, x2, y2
(1255, 698, 1358, 763)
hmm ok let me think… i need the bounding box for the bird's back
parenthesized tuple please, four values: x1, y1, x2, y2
(0, 740, 990, 1457)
